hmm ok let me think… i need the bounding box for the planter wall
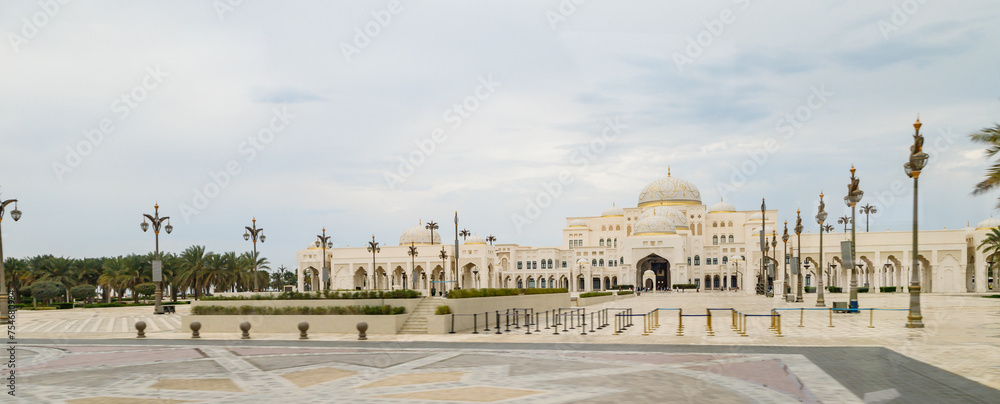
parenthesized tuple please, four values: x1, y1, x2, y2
(192, 298, 422, 314)
(428, 293, 571, 334)
(182, 314, 407, 334)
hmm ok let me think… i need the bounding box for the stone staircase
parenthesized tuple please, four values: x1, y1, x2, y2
(399, 297, 440, 334)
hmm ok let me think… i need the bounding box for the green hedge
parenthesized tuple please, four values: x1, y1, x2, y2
(617, 291, 634, 296)
(192, 305, 405, 315)
(435, 305, 452, 315)
(52, 302, 75, 310)
(579, 291, 613, 298)
(447, 288, 568, 299)
(805, 287, 816, 293)
(983, 295, 1000, 299)
(20, 306, 56, 310)
(857, 287, 869, 293)
(827, 286, 843, 293)
(672, 284, 697, 290)
(611, 285, 633, 290)
(202, 289, 421, 301)
(880, 287, 898, 292)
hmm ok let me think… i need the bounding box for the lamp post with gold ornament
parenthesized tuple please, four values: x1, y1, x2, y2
(141, 203, 173, 314)
(0, 193, 22, 324)
(905, 117, 928, 328)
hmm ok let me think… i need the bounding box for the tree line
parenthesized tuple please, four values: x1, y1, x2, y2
(4, 245, 295, 305)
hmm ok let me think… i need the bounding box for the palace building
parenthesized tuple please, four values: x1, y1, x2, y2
(296, 170, 997, 295)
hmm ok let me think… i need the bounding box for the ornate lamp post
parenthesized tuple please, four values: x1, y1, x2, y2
(454, 212, 460, 289)
(459, 229, 470, 241)
(141, 204, 173, 314)
(407, 241, 418, 291)
(794, 210, 804, 302)
(315, 229, 332, 290)
(845, 166, 864, 310)
(816, 193, 828, 307)
(0, 194, 22, 324)
(473, 268, 479, 289)
(243, 218, 265, 292)
(367, 235, 380, 290)
(486, 235, 496, 245)
(782, 222, 790, 295)
(425, 221, 439, 245)
(438, 246, 448, 296)
(758, 198, 766, 295)
(860, 204, 877, 232)
(804, 260, 811, 291)
(277, 264, 287, 291)
(905, 117, 929, 328)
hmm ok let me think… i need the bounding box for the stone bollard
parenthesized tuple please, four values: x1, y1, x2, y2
(190, 321, 201, 339)
(298, 321, 309, 340)
(135, 321, 146, 338)
(240, 321, 251, 340)
(357, 321, 368, 340)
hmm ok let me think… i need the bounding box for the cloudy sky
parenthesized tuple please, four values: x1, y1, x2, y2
(2, 1, 999, 270)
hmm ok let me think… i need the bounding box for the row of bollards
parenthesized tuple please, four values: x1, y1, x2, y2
(136, 320, 370, 340)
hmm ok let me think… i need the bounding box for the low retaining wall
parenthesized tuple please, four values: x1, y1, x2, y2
(577, 293, 635, 307)
(428, 293, 570, 334)
(182, 314, 407, 334)
(191, 298, 423, 314)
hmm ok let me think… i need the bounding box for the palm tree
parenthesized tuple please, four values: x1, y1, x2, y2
(859, 204, 877, 232)
(970, 123, 1000, 208)
(38, 256, 76, 302)
(978, 227, 1000, 287)
(837, 215, 850, 233)
(4, 258, 27, 303)
(99, 256, 132, 303)
(177, 245, 211, 300)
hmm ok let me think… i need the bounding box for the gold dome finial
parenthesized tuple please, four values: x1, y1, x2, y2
(850, 165, 856, 176)
(914, 115, 922, 131)
(668, 166, 671, 177)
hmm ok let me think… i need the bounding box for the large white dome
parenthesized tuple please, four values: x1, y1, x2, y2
(977, 217, 1000, 230)
(464, 234, 486, 245)
(708, 199, 736, 213)
(639, 206, 689, 230)
(601, 203, 625, 217)
(568, 219, 588, 228)
(398, 223, 442, 245)
(637, 171, 701, 207)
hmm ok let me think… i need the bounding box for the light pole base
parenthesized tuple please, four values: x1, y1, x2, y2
(795, 296, 803, 302)
(906, 316, 925, 328)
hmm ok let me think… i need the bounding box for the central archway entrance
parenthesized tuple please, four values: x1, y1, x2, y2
(636, 254, 670, 290)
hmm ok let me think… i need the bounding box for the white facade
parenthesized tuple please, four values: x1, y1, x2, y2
(296, 172, 997, 295)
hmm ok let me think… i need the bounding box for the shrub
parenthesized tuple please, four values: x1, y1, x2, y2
(857, 287, 869, 293)
(805, 287, 816, 293)
(523, 288, 568, 295)
(135, 283, 156, 299)
(71, 285, 97, 302)
(435, 305, 452, 315)
(201, 289, 422, 301)
(672, 284, 697, 290)
(611, 285, 633, 290)
(191, 305, 405, 315)
(579, 291, 613, 298)
(983, 295, 1000, 299)
(18, 286, 31, 299)
(880, 287, 898, 293)
(9, 304, 24, 310)
(448, 288, 567, 299)
(617, 290, 634, 296)
(82, 302, 126, 308)
(827, 286, 843, 293)
(52, 302, 75, 310)
(30, 281, 63, 303)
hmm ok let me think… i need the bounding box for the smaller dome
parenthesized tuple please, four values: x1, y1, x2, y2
(569, 219, 588, 227)
(633, 214, 677, 235)
(748, 212, 768, 221)
(465, 234, 486, 245)
(708, 198, 736, 213)
(639, 206, 688, 230)
(399, 222, 442, 246)
(576, 258, 589, 265)
(601, 203, 624, 217)
(976, 217, 1000, 230)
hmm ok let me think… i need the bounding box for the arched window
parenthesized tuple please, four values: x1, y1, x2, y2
(532, 261, 537, 269)
(548, 259, 553, 268)
(599, 259, 604, 266)
(606, 238, 611, 246)
(728, 235, 734, 243)
(694, 255, 701, 266)
(722, 256, 728, 264)
(517, 261, 522, 270)
(616, 225, 621, 231)
(592, 259, 597, 266)
(713, 258, 718, 265)
(600, 239, 605, 247)
(713, 235, 718, 245)
(728, 221, 733, 227)
(562, 261, 567, 268)
(627, 226, 632, 236)
(713, 222, 718, 227)
(697, 223, 703, 235)
(687, 257, 692, 265)
(614, 238, 618, 248)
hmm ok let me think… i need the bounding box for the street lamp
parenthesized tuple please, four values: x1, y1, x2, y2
(407, 241, 418, 291)
(758, 198, 766, 295)
(425, 221, 439, 245)
(367, 235, 380, 290)
(815, 192, 828, 307)
(439, 246, 448, 296)
(0, 194, 22, 324)
(277, 264, 287, 291)
(315, 228, 332, 291)
(244, 218, 265, 292)
(486, 235, 496, 245)
(473, 268, 479, 289)
(459, 228, 470, 241)
(771, 230, 777, 294)
(453, 212, 460, 289)
(845, 165, 864, 310)
(860, 204, 877, 232)
(782, 222, 790, 295)
(141, 204, 172, 314)
(905, 117, 928, 328)
(794, 210, 804, 302)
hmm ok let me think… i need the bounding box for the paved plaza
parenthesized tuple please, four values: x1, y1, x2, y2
(9, 293, 1000, 403)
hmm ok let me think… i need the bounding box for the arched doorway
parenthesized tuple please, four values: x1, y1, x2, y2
(636, 254, 670, 290)
(644, 278, 654, 289)
(353, 267, 367, 290)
